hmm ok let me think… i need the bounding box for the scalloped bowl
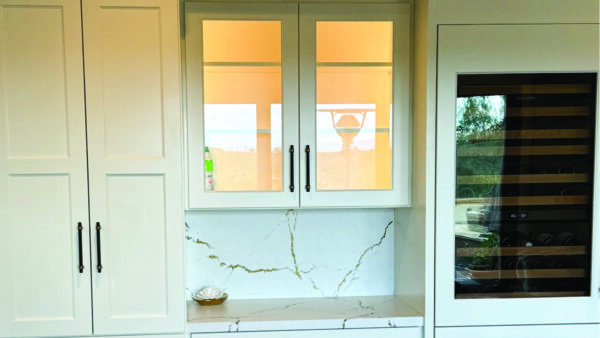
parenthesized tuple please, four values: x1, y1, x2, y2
(192, 293, 228, 306)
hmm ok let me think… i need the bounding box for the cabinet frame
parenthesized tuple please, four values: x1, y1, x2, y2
(298, 3, 411, 208)
(434, 23, 600, 326)
(185, 2, 300, 209)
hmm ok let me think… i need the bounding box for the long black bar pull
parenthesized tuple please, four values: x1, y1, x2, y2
(77, 222, 84, 273)
(96, 222, 102, 273)
(305, 145, 310, 192)
(289, 145, 295, 192)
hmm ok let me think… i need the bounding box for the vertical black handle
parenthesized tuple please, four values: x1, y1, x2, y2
(96, 222, 102, 273)
(305, 145, 310, 192)
(77, 222, 84, 273)
(289, 145, 295, 192)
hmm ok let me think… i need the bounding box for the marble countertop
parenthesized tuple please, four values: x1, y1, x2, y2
(187, 295, 423, 333)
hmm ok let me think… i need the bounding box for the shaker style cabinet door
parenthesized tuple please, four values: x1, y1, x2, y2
(435, 24, 600, 326)
(0, 0, 92, 336)
(82, 0, 184, 334)
(185, 3, 299, 209)
(298, 4, 411, 208)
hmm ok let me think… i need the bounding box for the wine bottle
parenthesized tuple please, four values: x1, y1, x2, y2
(532, 233, 561, 246)
(501, 231, 532, 247)
(529, 282, 549, 293)
(556, 232, 583, 246)
(556, 258, 577, 269)
(525, 257, 550, 269)
(555, 281, 574, 292)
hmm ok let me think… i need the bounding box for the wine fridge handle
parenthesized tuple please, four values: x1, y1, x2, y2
(305, 145, 310, 192)
(77, 222, 84, 273)
(96, 222, 102, 273)
(289, 145, 294, 192)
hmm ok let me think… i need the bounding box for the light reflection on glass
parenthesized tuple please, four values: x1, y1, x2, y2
(202, 20, 282, 192)
(315, 20, 393, 191)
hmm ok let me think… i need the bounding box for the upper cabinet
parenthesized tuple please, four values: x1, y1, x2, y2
(186, 3, 299, 208)
(185, 3, 411, 209)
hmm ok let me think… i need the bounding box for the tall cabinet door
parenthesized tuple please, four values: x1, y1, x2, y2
(435, 24, 600, 326)
(82, 0, 184, 334)
(299, 4, 411, 208)
(0, 0, 92, 336)
(185, 3, 299, 209)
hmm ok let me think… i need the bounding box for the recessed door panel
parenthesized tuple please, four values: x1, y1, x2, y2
(1, 5, 69, 159)
(100, 6, 165, 160)
(105, 175, 168, 317)
(9, 176, 76, 319)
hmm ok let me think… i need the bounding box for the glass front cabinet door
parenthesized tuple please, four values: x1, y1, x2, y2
(185, 3, 410, 208)
(185, 3, 299, 208)
(435, 24, 600, 326)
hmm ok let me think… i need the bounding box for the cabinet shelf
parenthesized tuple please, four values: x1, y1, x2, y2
(316, 62, 392, 67)
(204, 62, 282, 67)
(457, 145, 589, 157)
(458, 84, 593, 96)
(470, 129, 589, 141)
(456, 174, 589, 185)
(456, 246, 588, 257)
(506, 106, 591, 117)
(456, 195, 589, 206)
(467, 268, 586, 280)
(456, 291, 586, 299)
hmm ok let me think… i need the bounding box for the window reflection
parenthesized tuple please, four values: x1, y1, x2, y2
(202, 20, 283, 192)
(315, 20, 394, 191)
(204, 104, 282, 192)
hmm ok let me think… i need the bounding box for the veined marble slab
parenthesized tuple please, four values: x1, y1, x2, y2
(186, 209, 395, 299)
(187, 296, 423, 333)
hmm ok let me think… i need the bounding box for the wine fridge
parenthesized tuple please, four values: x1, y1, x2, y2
(435, 24, 599, 327)
(454, 73, 596, 299)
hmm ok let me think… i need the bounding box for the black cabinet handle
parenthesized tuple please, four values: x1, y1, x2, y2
(96, 222, 102, 273)
(77, 222, 84, 273)
(305, 145, 310, 192)
(289, 145, 294, 192)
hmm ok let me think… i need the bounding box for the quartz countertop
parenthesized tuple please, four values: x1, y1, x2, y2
(187, 295, 423, 333)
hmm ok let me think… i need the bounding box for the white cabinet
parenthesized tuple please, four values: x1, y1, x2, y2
(0, 0, 91, 336)
(184, 3, 411, 209)
(191, 328, 421, 338)
(435, 24, 600, 327)
(82, 0, 184, 334)
(0, 0, 184, 337)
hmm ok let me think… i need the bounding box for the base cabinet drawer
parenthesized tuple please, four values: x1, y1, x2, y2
(192, 328, 421, 338)
(436, 324, 599, 338)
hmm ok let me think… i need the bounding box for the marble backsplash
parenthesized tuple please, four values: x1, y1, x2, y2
(185, 208, 395, 299)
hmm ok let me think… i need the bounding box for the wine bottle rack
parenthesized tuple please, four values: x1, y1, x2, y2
(457, 196, 588, 206)
(466, 269, 586, 280)
(457, 174, 589, 185)
(457, 145, 589, 157)
(454, 73, 596, 299)
(456, 246, 588, 257)
(456, 291, 586, 299)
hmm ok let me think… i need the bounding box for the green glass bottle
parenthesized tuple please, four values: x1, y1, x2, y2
(204, 146, 214, 191)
